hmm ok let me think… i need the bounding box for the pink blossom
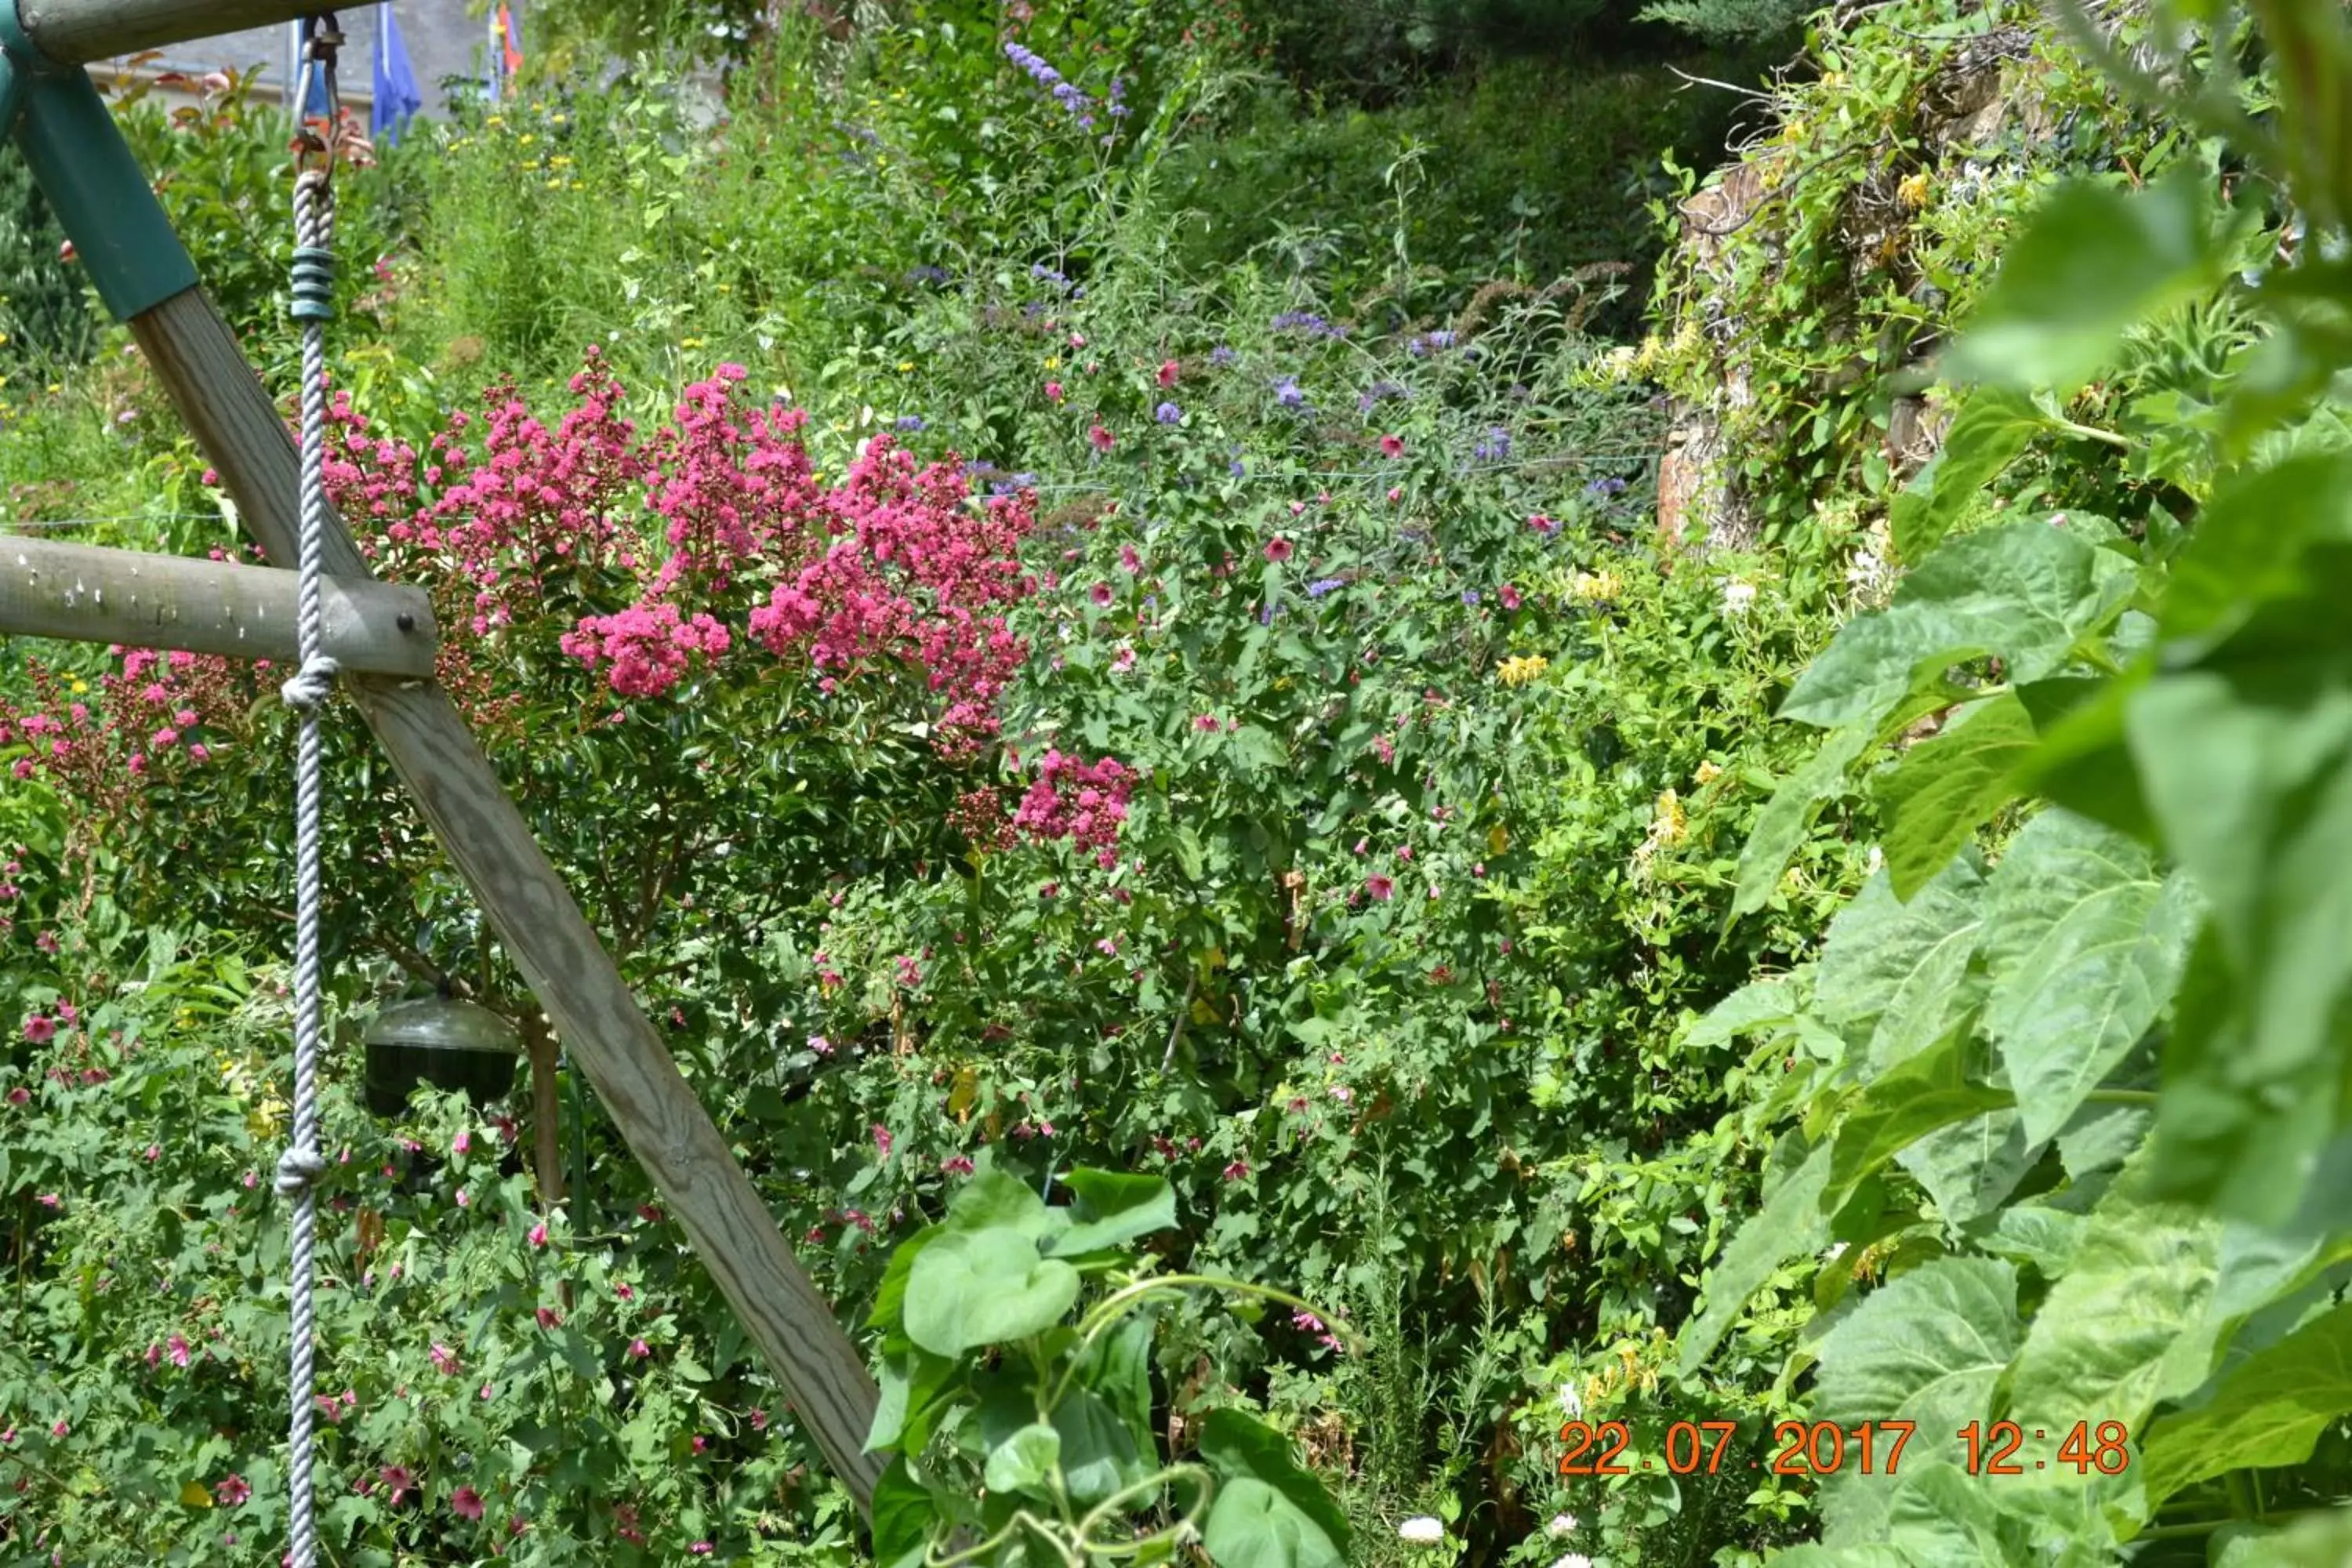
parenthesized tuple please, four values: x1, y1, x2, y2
(1379, 434, 1405, 457)
(34, 1192, 60, 1210)
(1366, 874, 1396, 901)
(453, 1130, 471, 1155)
(1087, 423, 1115, 452)
(379, 1465, 416, 1505)
(1222, 1160, 1249, 1181)
(941, 1154, 976, 1176)
(1157, 360, 1180, 387)
(629, 1338, 652, 1359)
(217, 1473, 252, 1507)
(22, 1016, 54, 1044)
(1045, 379, 1064, 401)
(1265, 537, 1294, 563)
(451, 1486, 485, 1520)
(536, 1306, 562, 1329)
(528, 1222, 547, 1248)
(1090, 580, 1114, 606)
(1499, 583, 1522, 610)
(872, 1123, 894, 1158)
(169, 1334, 191, 1367)
(430, 1342, 460, 1375)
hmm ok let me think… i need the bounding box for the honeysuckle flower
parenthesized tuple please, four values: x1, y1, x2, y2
(217, 1473, 252, 1506)
(1552, 1556, 1594, 1568)
(1722, 579, 1757, 615)
(1398, 1516, 1445, 1544)
(1547, 1512, 1578, 1537)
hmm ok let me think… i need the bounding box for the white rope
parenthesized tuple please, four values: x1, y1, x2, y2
(280, 21, 343, 1568)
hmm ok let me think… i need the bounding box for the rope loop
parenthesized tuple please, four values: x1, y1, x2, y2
(274, 1145, 328, 1200)
(281, 655, 342, 713)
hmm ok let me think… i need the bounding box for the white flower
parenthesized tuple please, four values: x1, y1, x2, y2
(1552, 1555, 1594, 1568)
(1722, 579, 1758, 615)
(1864, 845, 1884, 875)
(1821, 1240, 1849, 1263)
(1546, 1512, 1578, 1537)
(1398, 1516, 1446, 1545)
(1557, 1382, 1583, 1418)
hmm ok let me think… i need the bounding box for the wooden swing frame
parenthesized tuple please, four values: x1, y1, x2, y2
(0, 0, 884, 1513)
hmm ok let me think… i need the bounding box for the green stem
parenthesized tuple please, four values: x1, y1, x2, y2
(1049, 1274, 1362, 1411)
(2084, 1089, 2159, 1107)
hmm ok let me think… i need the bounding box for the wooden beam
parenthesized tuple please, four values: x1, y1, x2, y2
(126, 285, 888, 1509)
(12, 0, 324, 65)
(0, 534, 437, 676)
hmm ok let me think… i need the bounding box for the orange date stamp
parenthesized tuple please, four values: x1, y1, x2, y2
(1557, 1418, 2132, 1478)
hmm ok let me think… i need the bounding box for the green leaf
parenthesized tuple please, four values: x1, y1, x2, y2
(1812, 1259, 2022, 1545)
(1679, 1141, 1834, 1375)
(870, 1457, 935, 1566)
(1090, 1312, 1160, 1461)
(902, 1229, 1081, 1356)
(1202, 1479, 1346, 1568)
(945, 1169, 1065, 1243)
(1815, 857, 1987, 1072)
(2140, 1301, 2352, 1504)
(2158, 452, 2352, 643)
(867, 1224, 944, 1334)
(1889, 387, 2049, 560)
(865, 1341, 956, 1455)
(1875, 695, 2038, 899)
(1782, 521, 2136, 734)
(1731, 721, 1872, 918)
(2021, 667, 2158, 843)
(1826, 1029, 2015, 1214)
(1981, 811, 2202, 1142)
(1047, 1169, 1176, 1257)
(1051, 1390, 1144, 1508)
(981, 1422, 1061, 1498)
(1198, 1409, 1351, 1552)
(2007, 1194, 2220, 1436)
(1895, 1107, 2035, 1225)
(1943, 169, 2221, 394)
(2127, 558, 2352, 1221)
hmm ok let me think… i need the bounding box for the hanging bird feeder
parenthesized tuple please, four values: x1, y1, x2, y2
(362, 981, 521, 1116)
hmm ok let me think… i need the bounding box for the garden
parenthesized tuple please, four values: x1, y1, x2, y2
(7, 0, 2352, 1563)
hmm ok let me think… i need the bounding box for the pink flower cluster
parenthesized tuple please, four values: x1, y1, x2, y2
(557, 604, 731, 699)
(1011, 751, 1134, 857)
(334, 352, 1046, 754)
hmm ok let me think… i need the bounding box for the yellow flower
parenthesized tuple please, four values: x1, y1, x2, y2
(1650, 789, 1686, 845)
(1497, 654, 1550, 687)
(68, 680, 86, 695)
(517, 132, 537, 147)
(897, 361, 915, 373)
(1569, 570, 1621, 604)
(1898, 171, 1931, 210)
(1693, 760, 1722, 786)
(681, 337, 706, 350)
(1044, 357, 1062, 372)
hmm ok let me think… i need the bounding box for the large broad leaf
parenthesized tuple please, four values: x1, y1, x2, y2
(2140, 1301, 2352, 1504)
(1780, 521, 2136, 733)
(1731, 721, 1872, 919)
(1896, 1107, 2037, 1225)
(946, 1170, 1068, 1244)
(902, 1229, 1082, 1356)
(1812, 1259, 2023, 1546)
(865, 1341, 956, 1454)
(2007, 1192, 2221, 1437)
(1980, 811, 2202, 1143)
(2158, 452, 2352, 642)
(1678, 1141, 1834, 1375)
(1890, 387, 2050, 561)
(2129, 558, 2352, 1222)
(867, 1224, 945, 1334)
(1814, 857, 1987, 1072)
(1826, 1029, 2015, 1214)
(2212, 1508, 2352, 1566)
(1875, 694, 2038, 899)
(1047, 1169, 1176, 1257)
(1201, 1479, 1346, 1568)
(1197, 1409, 1350, 1553)
(1942, 169, 2222, 394)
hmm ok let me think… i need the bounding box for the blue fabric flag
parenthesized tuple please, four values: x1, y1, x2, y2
(372, 2, 423, 144)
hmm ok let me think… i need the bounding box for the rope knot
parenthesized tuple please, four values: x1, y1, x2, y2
(281, 656, 342, 713)
(275, 1144, 328, 1200)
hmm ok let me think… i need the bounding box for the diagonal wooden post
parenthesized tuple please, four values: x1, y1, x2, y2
(1, 65, 884, 1508)
(131, 285, 889, 1510)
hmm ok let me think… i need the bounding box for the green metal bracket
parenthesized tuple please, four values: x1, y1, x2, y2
(12, 68, 198, 322)
(0, 51, 24, 141)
